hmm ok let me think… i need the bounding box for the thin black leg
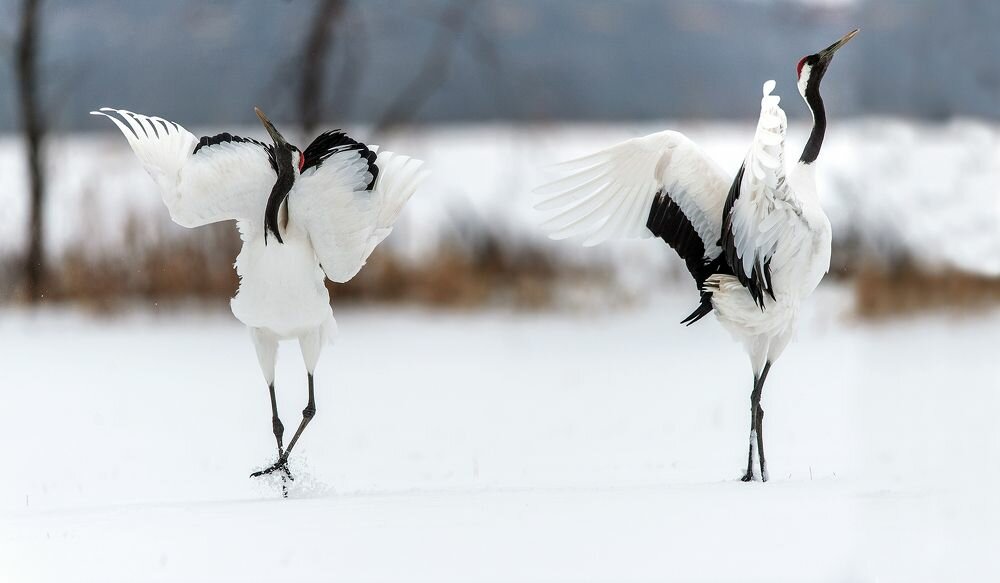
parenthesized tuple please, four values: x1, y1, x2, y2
(740, 371, 759, 482)
(269, 383, 285, 454)
(740, 362, 771, 482)
(283, 373, 316, 457)
(756, 362, 771, 482)
(268, 382, 290, 497)
(251, 373, 316, 481)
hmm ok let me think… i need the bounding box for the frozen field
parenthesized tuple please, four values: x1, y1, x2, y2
(1, 286, 998, 582)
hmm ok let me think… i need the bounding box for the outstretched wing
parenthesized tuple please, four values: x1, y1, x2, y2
(290, 131, 428, 283)
(721, 81, 808, 308)
(91, 108, 276, 230)
(535, 130, 732, 280)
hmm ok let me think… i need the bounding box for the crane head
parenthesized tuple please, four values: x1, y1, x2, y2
(796, 29, 858, 98)
(254, 107, 304, 172)
(255, 106, 288, 147)
(255, 107, 303, 245)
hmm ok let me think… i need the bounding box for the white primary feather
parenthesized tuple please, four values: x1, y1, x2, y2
(90, 108, 274, 229)
(290, 150, 427, 284)
(535, 130, 732, 252)
(727, 82, 809, 279)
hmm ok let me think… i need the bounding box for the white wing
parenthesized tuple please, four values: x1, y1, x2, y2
(535, 130, 732, 255)
(290, 140, 427, 283)
(91, 108, 274, 229)
(721, 80, 808, 306)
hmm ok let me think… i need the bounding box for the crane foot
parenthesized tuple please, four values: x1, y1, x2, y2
(251, 457, 295, 497)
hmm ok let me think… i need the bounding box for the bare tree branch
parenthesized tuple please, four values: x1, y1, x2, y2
(298, 0, 348, 137)
(464, 12, 507, 117)
(325, 6, 368, 123)
(373, 0, 476, 135)
(15, 0, 45, 302)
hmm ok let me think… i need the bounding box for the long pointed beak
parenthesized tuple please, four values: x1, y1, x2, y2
(254, 106, 288, 146)
(819, 28, 859, 61)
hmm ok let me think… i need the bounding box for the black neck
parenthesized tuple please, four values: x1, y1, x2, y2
(799, 77, 826, 165)
(264, 147, 294, 244)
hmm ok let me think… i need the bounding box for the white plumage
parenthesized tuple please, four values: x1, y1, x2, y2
(91, 107, 428, 488)
(536, 129, 730, 248)
(293, 147, 426, 284)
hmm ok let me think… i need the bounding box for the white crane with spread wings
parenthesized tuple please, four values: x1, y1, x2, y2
(93, 106, 427, 492)
(536, 30, 858, 482)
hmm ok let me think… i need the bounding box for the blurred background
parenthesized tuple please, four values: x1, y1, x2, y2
(1, 2, 1000, 580)
(0, 0, 998, 313)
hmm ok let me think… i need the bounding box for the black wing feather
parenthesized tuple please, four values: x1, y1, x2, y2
(646, 189, 727, 325)
(721, 164, 775, 309)
(193, 132, 276, 172)
(646, 189, 709, 284)
(301, 130, 378, 190)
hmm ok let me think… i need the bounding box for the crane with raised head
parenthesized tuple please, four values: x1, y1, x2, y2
(535, 30, 858, 482)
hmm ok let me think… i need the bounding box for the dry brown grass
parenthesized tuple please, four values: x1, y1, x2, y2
(854, 263, 1000, 319)
(35, 216, 241, 312)
(3, 213, 604, 312)
(333, 235, 600, 309)
(20, 207, 995, 319)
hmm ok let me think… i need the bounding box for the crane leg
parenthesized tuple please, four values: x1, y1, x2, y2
(266, 382, 293, 496)
(282, 373, 317, 459)
(251, 327, 324, 489)
(755, 398, 767, 482)
(741, 361, 771, 482)
(251, 373, 316, 481)
(249, 327, 292, 494)
(250, 327, 284, 454)
(268, 382, 285, 454)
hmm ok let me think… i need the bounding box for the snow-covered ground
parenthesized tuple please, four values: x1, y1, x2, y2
(1, 286, 998, 581)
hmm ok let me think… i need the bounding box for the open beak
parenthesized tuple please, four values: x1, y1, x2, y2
(818, 28, 859, 61)
(254, 106, 287, 146)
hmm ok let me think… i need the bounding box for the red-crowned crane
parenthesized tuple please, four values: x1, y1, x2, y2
(92, 107, 427, 493)
(535, 30, 858, 482)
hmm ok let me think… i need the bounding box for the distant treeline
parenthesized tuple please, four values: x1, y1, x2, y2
(0, 0, 997, 130)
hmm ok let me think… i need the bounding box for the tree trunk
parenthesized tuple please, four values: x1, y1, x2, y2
(374, 0, 475, 135)
(299, 0, 347, 138)
(15, 0, 45, 302)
